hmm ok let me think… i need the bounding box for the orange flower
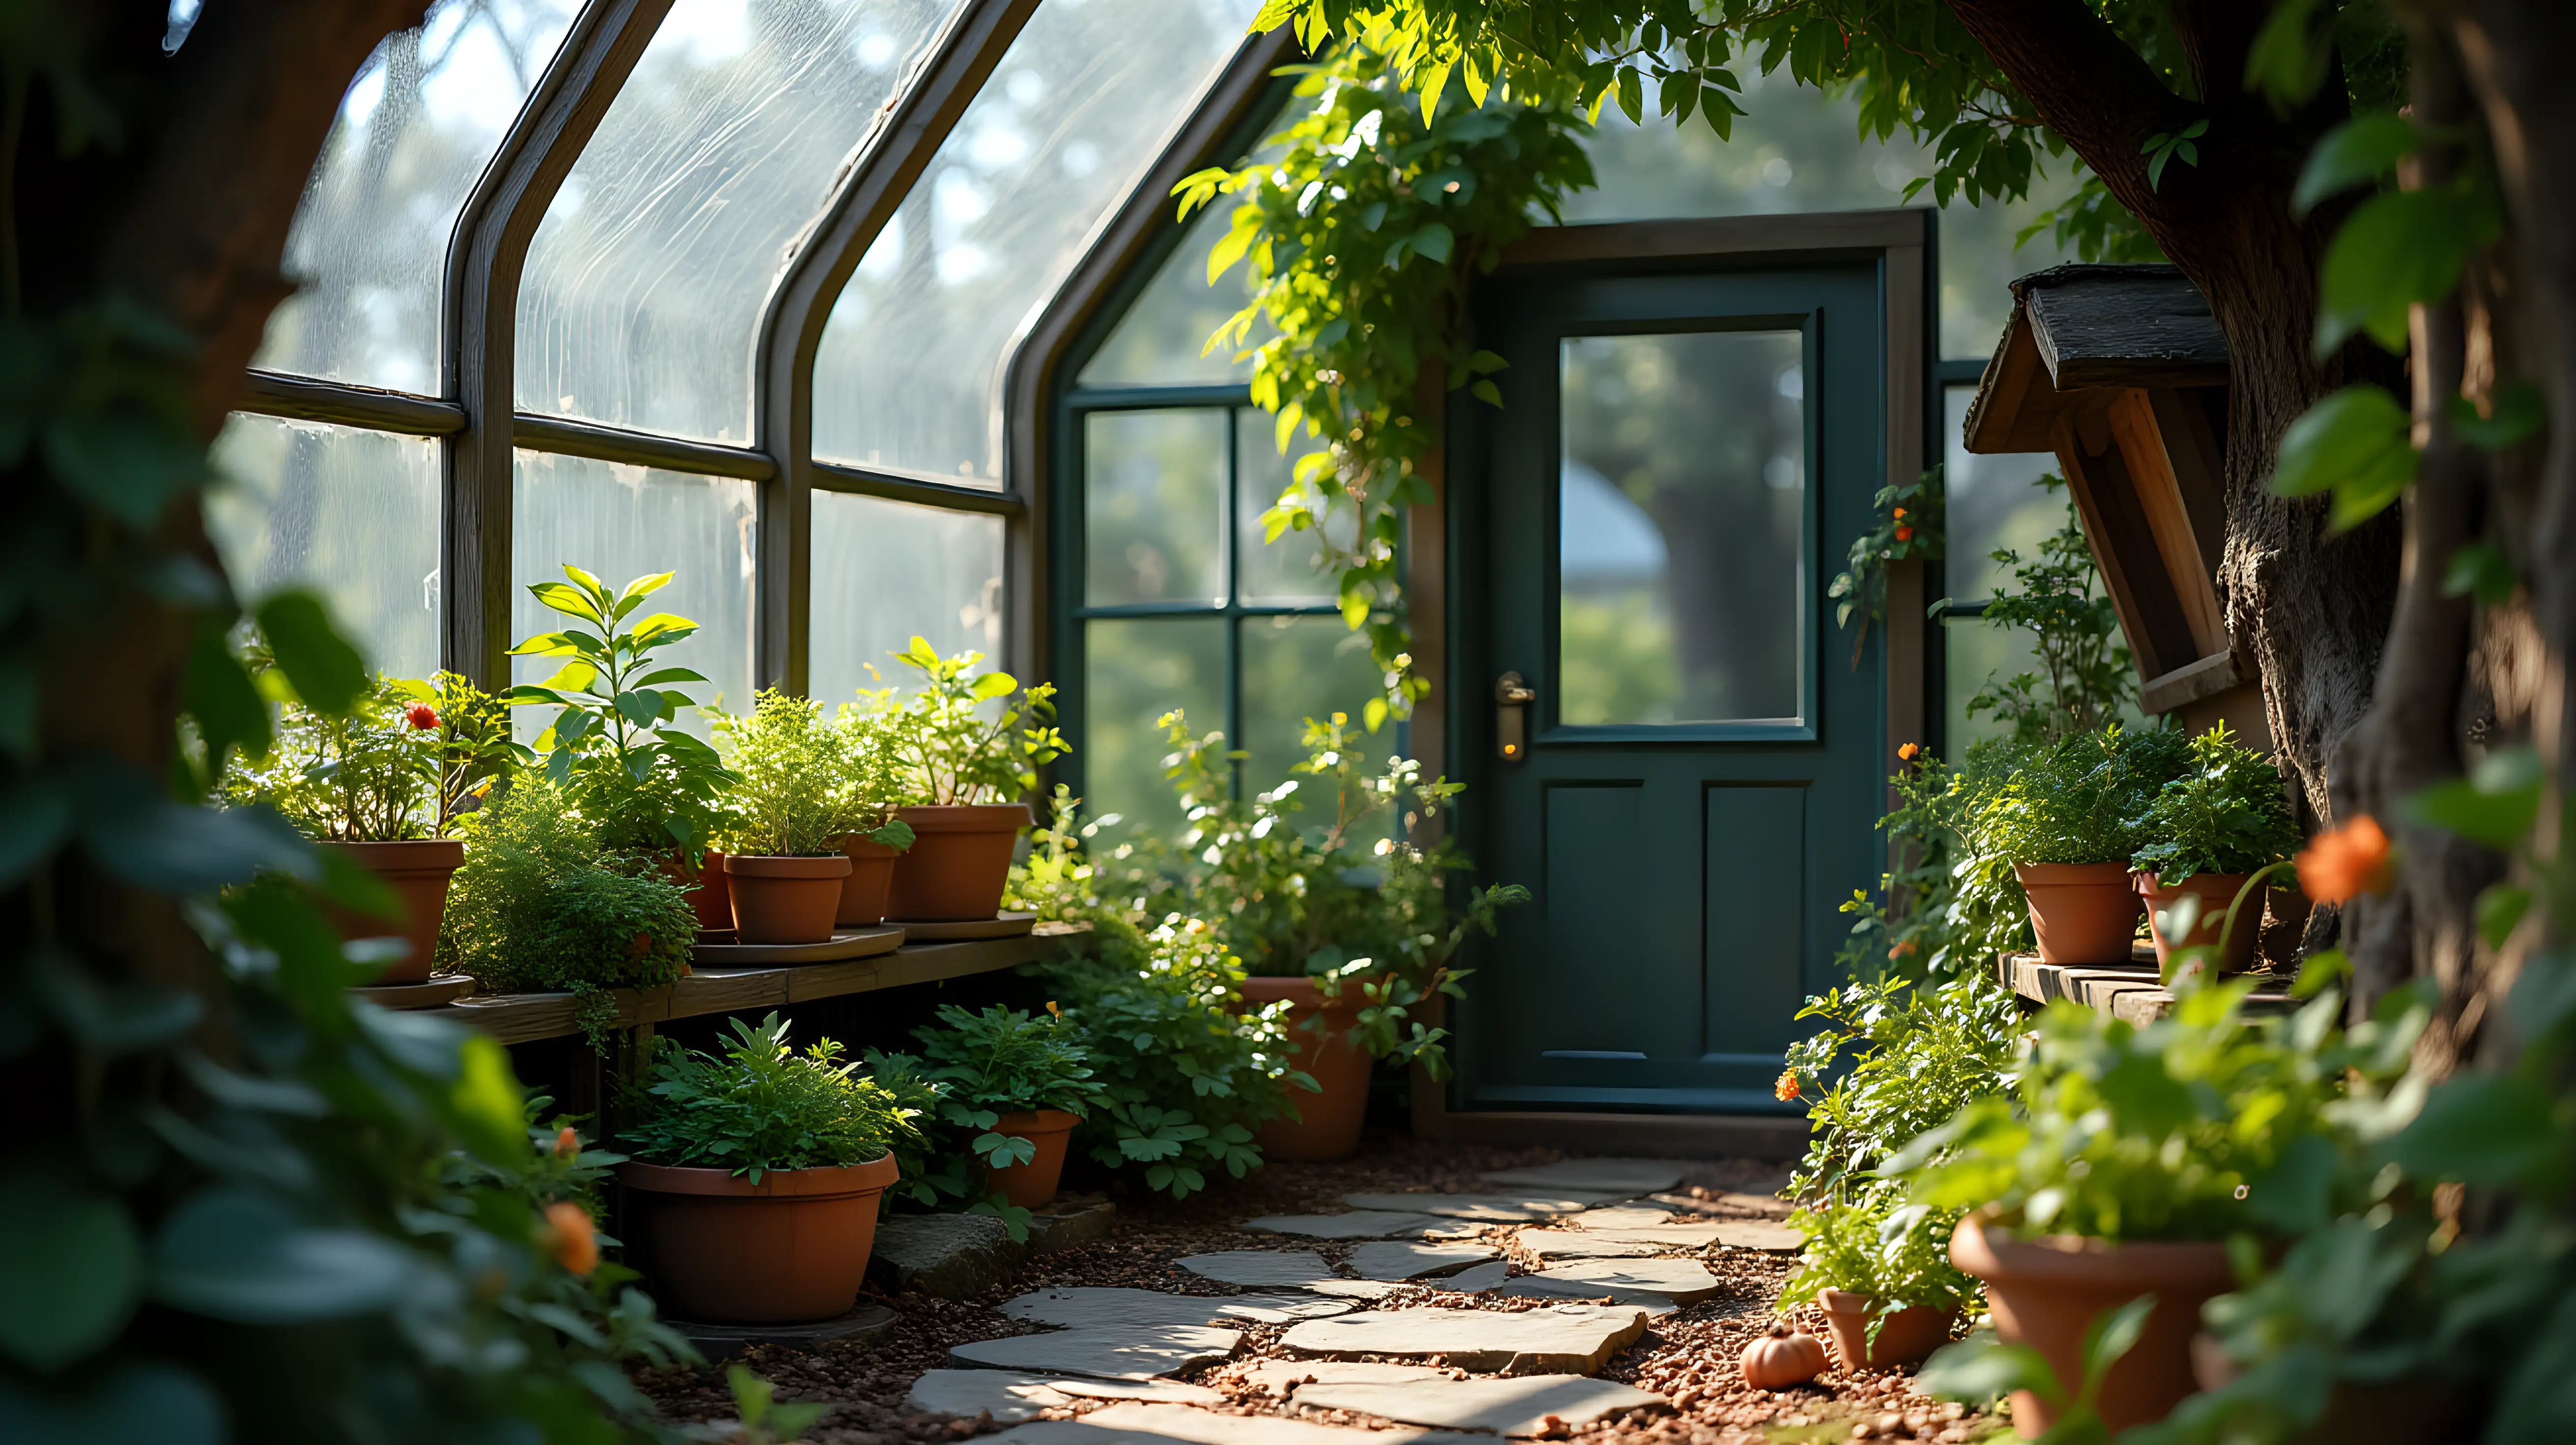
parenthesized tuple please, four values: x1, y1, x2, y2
(1773, 1070, 1802, 1103)
(1889, 939, 1917, 959)
(554, 1126, 580, 1159)
(1891, 507, 1907, 519)
(2298, 816, 2395, 904)
(1898, 743, 1920, 762)
(545, 1201, 597, 1275)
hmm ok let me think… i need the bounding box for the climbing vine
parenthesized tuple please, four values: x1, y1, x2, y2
(1175, 32, 1594, 724)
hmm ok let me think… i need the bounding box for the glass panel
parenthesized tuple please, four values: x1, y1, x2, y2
(1077, 201, 1263, 386)
(207, 414, 442, 678)
(517, 0, 957, 442)
(1943, 383, 2066, 603)
(1084, 409, 1224, 605)
(1237, 615, 1394, 794)
(1234, 407, 1343, 605)
(1945, 613, 2044, 758)
(1558, 330, 1804, 726)
(1557, 70, 2087, 358)
(811, 0, 1262, 482)
(258, 0, 583, 392)
(810, 490, 1005, 706)
(511, 452, 757, 739)
(1082, 616, 1226, 838)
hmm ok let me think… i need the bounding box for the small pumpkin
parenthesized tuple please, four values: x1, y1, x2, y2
(1741, 1322, 1828, 1390)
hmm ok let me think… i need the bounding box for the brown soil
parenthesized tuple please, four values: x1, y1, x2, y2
(631, 1135, 2005, 1445)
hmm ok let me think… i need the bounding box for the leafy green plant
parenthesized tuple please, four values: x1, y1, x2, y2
(507, 565, 734, 856)
(1979, 725, 2190, 867)
(723, 1366, 826, 1445)
(622, 1013, 922, 1183)
(1779, 1192, 1980, 1326)
(712, 689, 871, 856)
(435, 779, 696, 1045)
(1829, 743, 2031, 984)
(830, 703, 915, 849)
(1962, 484, 2135, 748)
(1174, 33, 1594, 722)
(909, 1003, 1104, 1168)
(869, 636, 1066, 806)
(1828, 467, 1943, 661)
(221, 669, 445, 841)
(1780, 972, 2022, 1204)
(1917, 1297, 2157, 1445)
(389, 671, 528, 836)
(2127, 724, 2301, 883)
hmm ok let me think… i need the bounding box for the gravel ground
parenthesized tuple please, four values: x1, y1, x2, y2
(631, 1136, 2004, 1445)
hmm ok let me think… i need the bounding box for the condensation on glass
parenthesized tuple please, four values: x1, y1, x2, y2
(809, 490, 1004, 706)
(1082, 616, 1224, 836)
(1084, 409, 1224, 605)
(510, 452, 757, 740)
(208, 414, 443, 679)
(257, 0, 582, 393)
(810, 0, 1262, 484)
(517, 0, 957, 443)
(1558, 330, 1805, 727)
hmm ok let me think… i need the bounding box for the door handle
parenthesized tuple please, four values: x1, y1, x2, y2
(1495, 671, 1536, 760)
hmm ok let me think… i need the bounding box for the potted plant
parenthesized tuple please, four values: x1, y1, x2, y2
(223, 663, 522, 984)
(618, 1012, 920, 1324)
(434, 777, 697, 1048)
(1980, 725, 2189, 965)
(908, 1003, 1105, 1209)
(1123, 711, 1526, 1161)
(829, 705, 914, 927)
(506, 565, 737, 931)
(1890, 979, 2384, 1437)
(2125, 724, 2301, 976)
(868, 637, 1067, 922)
(707, 690, 870, 944)
(1780, 1193, 1976, 1371)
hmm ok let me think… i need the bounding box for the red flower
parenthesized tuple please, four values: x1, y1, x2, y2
(2298, 816, 2395, 904)
(544, 1202, 597, 1275)
(1894, 525, 1914, 542)
(405, 702, 441, 731)
(1773, 1070, 1801, 1103)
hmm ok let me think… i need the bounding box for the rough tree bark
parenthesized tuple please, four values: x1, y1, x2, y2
(1942, 0, 2405, 862)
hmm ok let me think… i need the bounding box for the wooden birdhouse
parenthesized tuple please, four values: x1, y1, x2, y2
(1960, 263, 2268, 745)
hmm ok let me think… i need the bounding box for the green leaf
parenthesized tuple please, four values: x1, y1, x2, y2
(2449, 383, 2545, 450)
(2294, 113, 2423, 214)
(971, 671, 1020, 701)
(182, 627, 270, 771)
(151, 1188, 417, 1324)
(1410, 221, 1454, 265)
(506, 629, 592, 658)
(0, 1174, 143, 1371)
(253, 591, 366, 715)
(2381, 1073, 2558, 1186)
(1917, 1335, 2066, 1408)
(527, 581, 605, 625)
(633, 666, 711, 687)
(2318, 186, 2502, 355)
(448, 1034, 528, 1166)
(2403, 747, 2542, 849)
(1471, 378, 1503, 407)
(2476, 883, 2532, 951)
(613, 690, 663, 729)
(2441, 542, 2518, 605)
(2268, 384, 2416, 531)
(628, 613, 699, 647)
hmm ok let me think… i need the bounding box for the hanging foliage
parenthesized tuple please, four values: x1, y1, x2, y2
(1175, 32, 1595, 724)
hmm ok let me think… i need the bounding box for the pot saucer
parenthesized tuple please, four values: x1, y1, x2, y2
(348, 974, 474, 1009)
(886, 910, 1036, 941)
(690, 924, 905, 967)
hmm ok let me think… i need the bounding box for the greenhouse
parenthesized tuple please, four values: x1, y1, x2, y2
(10, 2, 2575, 1443)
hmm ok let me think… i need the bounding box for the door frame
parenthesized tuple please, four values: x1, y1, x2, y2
(1409, 210, 1937, 1157)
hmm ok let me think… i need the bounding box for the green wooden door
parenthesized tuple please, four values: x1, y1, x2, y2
(1449, 259, 1888, 1115)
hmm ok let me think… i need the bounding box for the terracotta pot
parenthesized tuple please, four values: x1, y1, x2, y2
(619, 1154, 896, 1323)
(324, 838, 465, 986)
(979, 1108, 1080, 1209)
(660, 849, 733, 933)
(836, 835, 903, 928)
(1240, 975, 1372, 1162)
(2137, 872, 2259, 975)
(1819, 1288, 1959, 1370)
(2014, 861, 2144, 965)
(884, 803, 1029, 922)
(1952, 1216, 2236, 1438)
(2193, 1336, 2479, 1445)
(722, 854, 852, 945)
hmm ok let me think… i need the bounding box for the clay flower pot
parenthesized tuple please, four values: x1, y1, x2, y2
(723, 854, 853, 945)
(1240, 975, 1372, 1162)
(885, 803, 1029, 922)
(2137, 871, 2258, 975)
(661, 849, 733, 933)
(1819, 1288, 1958, 1370)
(324, 838, 465, 986)
(1952, 1216, 2236, 1438)
(619, 1154, 897, 1324)
(2014, 862, 2144, 965)
(980, 1108, 1080, 1209)
(836, 835, 904, 928)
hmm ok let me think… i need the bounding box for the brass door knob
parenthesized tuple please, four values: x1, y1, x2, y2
(1496, 671, 1535, 760)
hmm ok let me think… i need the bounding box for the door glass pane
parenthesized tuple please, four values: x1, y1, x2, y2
(810, 491, 1004, 705)
(1085, 409, 1224, 605)
(1559, 330, 1804, 726)
(1234, 408, 1344, 605)
(517, 0, 958, 442)
(1082, 617, 1225, 837)
(207, 414, 443, 678)
(257, 0, 583, 392)
(1943, 382, 2066, 603)
(512, 453, 757, 740)
(810, 0, 1262, 483)
(1237, 615, 1394, 794)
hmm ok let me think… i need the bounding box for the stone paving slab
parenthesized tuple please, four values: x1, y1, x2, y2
(1433, 1261, 1512, 1293)
(1243, 1360, 1450, 1393)
(1707, 1220, 1801, 1252)
(908, 1371, 1225, 1422)
(1293, 1373, 1668, 1437)
(1301, 1279, 1406, 1301)
(1515, 1230, 1662, 1260)
(1000, 1288, 1351, 1328)
(1522, 1258, 1723, 1303)
(1652, 1191, 1794, 1221)
(950, 1325, 1241, 1380)
(1561, 1222, 1728, 1249)
(1343, 1191, 1615, 1222)
(1242, 1211, 1477, 1239)
(1279, 1304, 1651, 1374)
(1478, 1278, 1678, 1315)
(1176, 1251, 1339, 1288)
(985, 1402, 1479, 1445)
(1342, 1240, 1499, 1281)
(1478, 1159, 1685, 1197)
(1569, 1206, 1680, 1231)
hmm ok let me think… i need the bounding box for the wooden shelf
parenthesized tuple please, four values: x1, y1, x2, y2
(1996, 946, 2294, 1026)
(427, 923, 1090, 1045)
